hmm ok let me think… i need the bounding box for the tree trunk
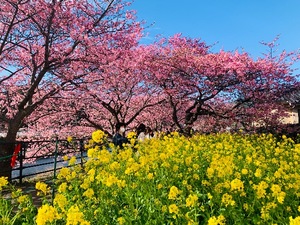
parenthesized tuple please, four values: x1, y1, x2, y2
(0, 140, 14, 180)
(0, 122, 20, 180)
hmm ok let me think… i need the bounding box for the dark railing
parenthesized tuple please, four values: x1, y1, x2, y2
(0, 138, 88, 184)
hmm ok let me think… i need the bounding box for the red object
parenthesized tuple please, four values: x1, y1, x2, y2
(11, 143, 21, 168)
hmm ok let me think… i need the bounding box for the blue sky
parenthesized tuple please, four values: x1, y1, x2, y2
(131, 0, 300, 73)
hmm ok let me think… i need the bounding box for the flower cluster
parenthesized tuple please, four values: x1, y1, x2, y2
(35, 181, 50, 196)
(0, 176, 8, 191)
(91, 130, 107, 144)
(1, 132, 300, 224)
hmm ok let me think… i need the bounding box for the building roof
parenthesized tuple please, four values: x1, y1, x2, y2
(282, 88, 300, 107)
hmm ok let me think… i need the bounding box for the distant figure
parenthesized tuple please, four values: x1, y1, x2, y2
(145, 126, 154, 139)
(136, 123, 146, 141)
(112, 122, 129, 148)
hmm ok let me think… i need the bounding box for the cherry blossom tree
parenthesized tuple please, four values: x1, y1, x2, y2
(147, 34, 299, 134)
(80, 45, 165, 135)
(0, 0, 141, 179)
(25, 45, 165, 139)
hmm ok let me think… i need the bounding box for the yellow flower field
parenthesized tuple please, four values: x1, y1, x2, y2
(1, 132, 300, 224)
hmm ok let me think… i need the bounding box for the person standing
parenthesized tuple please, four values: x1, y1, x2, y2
(136, 123, 146, 141)
(145, 126, 154, 139)
(112, 122, 129, 149)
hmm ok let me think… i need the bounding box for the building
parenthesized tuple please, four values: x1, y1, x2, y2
(281, 88, 300, 124)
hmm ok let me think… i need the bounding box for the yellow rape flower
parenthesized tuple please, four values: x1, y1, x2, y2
(173, 165, 179, 172)
(230, 178, 244, 192)
(58, 182, 67, 193)
(161, 205, 167, 213)
(157, 183, 163, 189)
(207, 193, 213, 200)
(241, 168, 248, 175)
(261, 202, 277, 221)
(261, 207, 270, 220)
(243, 203, 249, 211)
(105, 175, 119, 187)
(127, 131, 136, 140)
(186, 194, 198, 207)
(193, 163, 200, 170)
(88, 168, 96, 182)
(35, 181, 50, 195)
(69, 156, 77, 166)
(193, 174, 200, 180)
(54, 193, 68, 212)
(17, 195, 30, 204)
(58, 167, 70, 179)
(66, 205, 90, 225)
(168, 186, 181, 200)
(92, 130, 106, 144)
(253, 181, 268, 199)
(83, 188, 94, 198)
(0, 176, 8, 190)
(67, 136, 73, 143)
(109, 161, 121, 171)
(208, 215, 226, 225)
(80, 178, 91, 190)
(207, 167, 214, 179)
(202, 180, 210, 186)
(169, 204, 179, 214)
(117, 179, 126, 188)
(87, 147, 96, 158)
(117, 217, 126, 225)
(147, 173, 154, 179)
(36, 204, 60, 225)
(277, 191, 286, 204)
(125, 162, 140, 175)
(271, 184, 281, 195)
(221, 193, 235, 207)
(270, 184, 285, 203)
(290, 216, 300, 225)
(185, 156, 192, 166)
(254, 168, 262, 178)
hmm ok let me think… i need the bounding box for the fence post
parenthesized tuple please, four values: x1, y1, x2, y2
(80, 139, 84, 168)
(52, 137, 59, 202)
